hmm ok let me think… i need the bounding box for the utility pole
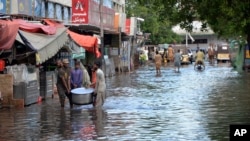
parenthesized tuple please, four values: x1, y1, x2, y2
(99, 0, 104, 60)
(99, 0, 106, 74)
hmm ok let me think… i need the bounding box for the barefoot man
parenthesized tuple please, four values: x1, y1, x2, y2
(154, 50, 162, 76)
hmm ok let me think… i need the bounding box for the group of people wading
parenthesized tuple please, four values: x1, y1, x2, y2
(55, 59, 106, 109)
(154, 45, 182, 75)
(150, 44, 216, 76)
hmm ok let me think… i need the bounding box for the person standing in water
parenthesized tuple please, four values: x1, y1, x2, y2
(57, 59, 72, 108)
(167, 45, 174, 62)
(70, 61, 83, 89)
(93, 61, 106, 108)
(174, 49, 182, 72)
(208, 43, 215, 64)
(163, 48, 168, 66)
(154, 50, 162, 76)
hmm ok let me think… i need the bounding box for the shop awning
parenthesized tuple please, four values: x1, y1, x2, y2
(67, 30, 101, 58)
(43, 19, 86, 59)
(0, 20, 19, 50)
(42, 19, 65, 28)
(14, 19, 57, 35)
(16, 27, 68, 64)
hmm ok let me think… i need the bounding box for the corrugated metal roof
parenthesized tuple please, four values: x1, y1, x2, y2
(16, 27, 68, 64)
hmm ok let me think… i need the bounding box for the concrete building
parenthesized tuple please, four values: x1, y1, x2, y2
(172, 21, 227, 51)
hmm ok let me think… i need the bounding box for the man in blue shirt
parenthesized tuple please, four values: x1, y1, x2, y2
(71, 61, 83, 89)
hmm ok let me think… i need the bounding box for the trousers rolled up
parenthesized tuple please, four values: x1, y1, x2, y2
(57, 84, 72, 107)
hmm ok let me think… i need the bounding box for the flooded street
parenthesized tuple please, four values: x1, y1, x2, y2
(1, 62, 250, 141)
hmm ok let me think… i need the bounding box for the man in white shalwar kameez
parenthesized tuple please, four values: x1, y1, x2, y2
(93, 61, 106, 107)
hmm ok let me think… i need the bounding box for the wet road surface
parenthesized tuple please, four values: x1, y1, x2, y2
(1, 62, 250, 141)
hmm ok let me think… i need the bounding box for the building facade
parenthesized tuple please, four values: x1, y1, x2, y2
(172, 21, 227, 51)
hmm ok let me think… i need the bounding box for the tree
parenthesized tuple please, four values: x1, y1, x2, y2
(127, 0, 250, 45)
(158, 0, 250, 71)
(125, 0, 182, 44)
(161, 0, 250, 46)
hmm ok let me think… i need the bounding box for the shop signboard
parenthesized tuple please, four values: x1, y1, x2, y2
(245, 45, 250, 67)
(0, 0, 6, 14)
(125, 19, 131, 35)
(69, 7, 72, 21)
(47, 0, 71, 7)
(114, 13, 119, 31)
(114, 14, 127, 32)
(120, 13, 126, 32)
(63, 7, 69, 23)
(41, 1, 45, 17)
(55, 4, 62, 20)
(34, 0, 42, 17)
(47, 2, 54, 18)
(72, 0, 89, 24)
(245, 45, 250, 59)
(71, 0, 114, 29)
(110, 48, 119, 56)
(18, 0, 32, 15)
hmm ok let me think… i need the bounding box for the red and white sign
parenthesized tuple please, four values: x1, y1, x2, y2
(72, 0, 89, 24)
(125, 19, 131, 35)
(71, 0, 115, 30)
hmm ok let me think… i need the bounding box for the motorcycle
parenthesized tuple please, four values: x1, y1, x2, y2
(194, 60, 205, 71)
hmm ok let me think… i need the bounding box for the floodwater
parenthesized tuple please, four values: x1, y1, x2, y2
(1, 62, 250, 141)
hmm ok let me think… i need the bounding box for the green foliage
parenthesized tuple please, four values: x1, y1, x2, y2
(160, 0, 250, 41)
(126, 0, 250, 43)
(125, 0, 182, 44)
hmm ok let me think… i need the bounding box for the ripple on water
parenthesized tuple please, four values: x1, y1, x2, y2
(1, 63, 250, 141)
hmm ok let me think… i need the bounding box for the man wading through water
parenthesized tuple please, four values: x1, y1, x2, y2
(93, 61, 106, 108)
(57, 59, 72, 108)
(154, 50, 162, 76)
(208, 43, 215, 64)
(174, 49, 182, 73)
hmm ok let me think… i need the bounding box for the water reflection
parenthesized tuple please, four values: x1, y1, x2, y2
(69, 107, 107, 140)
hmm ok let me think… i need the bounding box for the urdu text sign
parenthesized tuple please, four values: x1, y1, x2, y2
(72, 0, 89, 24)
(0, 0, 6, 13)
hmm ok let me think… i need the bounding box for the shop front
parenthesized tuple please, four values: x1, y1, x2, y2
(0, 19, 69, 107)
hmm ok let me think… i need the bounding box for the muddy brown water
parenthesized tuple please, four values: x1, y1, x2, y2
(1, 62, 250, 141)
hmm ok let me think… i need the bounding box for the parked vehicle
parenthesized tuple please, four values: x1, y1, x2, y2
(216, 44, 230, 62)
(187, 49, 194, 63)
(173, 45, 193, 64)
